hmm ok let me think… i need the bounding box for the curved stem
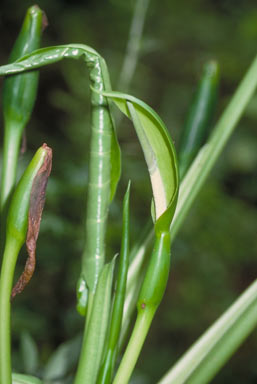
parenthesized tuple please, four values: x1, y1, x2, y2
(0, 239, 20, 384)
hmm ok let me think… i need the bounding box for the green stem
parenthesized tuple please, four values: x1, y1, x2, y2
(113, 308, 155, 384)
(82, 69, 112, 292)
(0, 125, 22, 212)
(0, 126, 23, 249)
(0, 239, 20, 384)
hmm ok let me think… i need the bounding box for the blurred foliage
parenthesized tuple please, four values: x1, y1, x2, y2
(0, 0, 256, 383)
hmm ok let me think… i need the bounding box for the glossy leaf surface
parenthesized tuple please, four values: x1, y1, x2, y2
(98, 90, 179, 229)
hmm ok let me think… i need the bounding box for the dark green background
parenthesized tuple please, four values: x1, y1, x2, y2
(0, 0, 257, 383)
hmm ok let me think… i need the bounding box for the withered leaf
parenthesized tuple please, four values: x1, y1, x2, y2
(12, 143, 52, 299)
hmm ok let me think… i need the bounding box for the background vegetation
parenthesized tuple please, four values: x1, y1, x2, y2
(0, 0, 256, 382)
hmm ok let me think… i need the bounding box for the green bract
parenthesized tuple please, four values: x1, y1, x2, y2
(96, 90, 179, 229)
(99, 90, 179, 384)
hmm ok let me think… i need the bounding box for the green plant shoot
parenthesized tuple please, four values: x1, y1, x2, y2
(0, 5, 45, 227)
(98, 90, 179, 383)
(0, 44, 121, 311)
(0, 144, 52, 384)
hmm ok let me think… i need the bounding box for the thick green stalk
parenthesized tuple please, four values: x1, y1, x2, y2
(114, 230, 171, 383)
(0, 125, 23, 212)
(82, 60, 113, 293)
(0, 239, 20, 384)
(113, 308, 154, 384)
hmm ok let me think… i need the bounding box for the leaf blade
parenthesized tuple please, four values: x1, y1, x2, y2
(98, 90, 179, 227)
(74, 258, 116, 384)
(157, 278, 257, 384)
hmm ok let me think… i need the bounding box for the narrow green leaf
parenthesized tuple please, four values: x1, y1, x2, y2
(97, 90, 179, 230)
(20, 331, 39, 375)
(157, 278, 257, 384)
(74, 258, 116, 384)
(12, 373, 41, 384)
(178, 61, 219, 179)
(97, 182, 131, 384)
